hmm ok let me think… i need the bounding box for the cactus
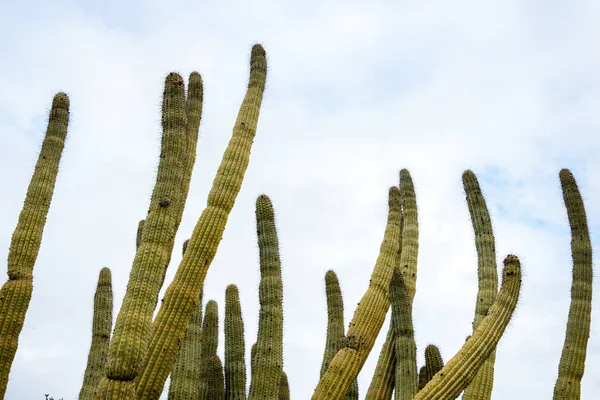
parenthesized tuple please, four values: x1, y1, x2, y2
(168, 241, 203, 400)
(225, 284, 247, 400)
(313, 187, 403, 400)
(135, 220, 144, 250)
(418, 366, 427, 391)
(134, 44, 267, 400)
(318, 270, 359, 400)
(414, 255, 522, 400)
(199, 300, 219, 400)
(248, 195, 284, 400)
(552, 169, 593, 400)
(462, 170, 499, 400)
(389, 267, 418, 400)
(279, 372, 290, 400)
(423, 345, 443, 385)
(0, 92, 70, 398)
(97, 71, 203, 399)
(365, 327, 395, 400)
(206, 355, 225, 400)
(79, 268, 113, 400)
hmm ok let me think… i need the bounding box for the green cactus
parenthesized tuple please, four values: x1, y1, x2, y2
(79, 268, 113, 400)
(0, 92, 70, 398)
(552, 169, 593, 400)
(206, 355, 225, 400)
(398, 169, 419, 306)
(462, 170, 499, 400)
(134, 44, 267, 400)
(168, 240, 203, 400)
(313, 187, 403, 400)
(389, 266, 418, 400)
(279, 372, 290, 400)
(414, 255, 522, 400)
(199, 300, 219, 400)
(225, 284, 246, 400)
(136, 220, 144, 250)
(248, 195, 284, 400)
(97, 71, 203, 399)
(423, 345, 443, 385)
(418, 366, 427, 391)
(250, 343, 257, 379)
(365, 327, 395, 400)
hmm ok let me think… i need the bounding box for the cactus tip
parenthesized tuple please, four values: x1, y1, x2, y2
(325, 269, 338, 284)
(52, 92, 70, 109)
(166, 72, 185, 86)
(251, 43, 266, 59)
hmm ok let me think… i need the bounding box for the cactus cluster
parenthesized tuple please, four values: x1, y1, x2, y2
(0, 42, 595, 400)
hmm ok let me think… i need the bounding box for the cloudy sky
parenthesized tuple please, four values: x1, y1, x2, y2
(1, 0, 599, 399)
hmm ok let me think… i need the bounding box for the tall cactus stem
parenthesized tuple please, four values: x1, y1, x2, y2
(0, 92, 69, 398)
(423, 345, 443, 385)
(225, 284, 247, 400)
(552, 169, 593, 400)
(199, 300, 219, 400)
(206, 355, 225, 400)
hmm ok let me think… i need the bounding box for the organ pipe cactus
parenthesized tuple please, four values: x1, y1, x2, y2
(552, 169, 593, 400)
(462, 170, 499, 400)
(279, 372, 290, 400)
(199, 300, 219, 400)
(225, 284, 247, 400)
(79, 268, 113, 400)
(365, 327, 395, 400)
(98, 71, 203, 399)
(418, 366, 427, 391)
(313, 187, 403, 400)
(414, 255, 522, 400)
(389, 267, 418, 400)
(423, 344, 443, 386)
(0, 92, 70, 398)
(134, 44, 267, 400)
(248, 195, 284, 400)
(168, 239, 203, 400)
(206, 355, 225, 400)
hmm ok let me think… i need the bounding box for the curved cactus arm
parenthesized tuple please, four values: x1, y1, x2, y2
(390, 267, 418, 400)
(279, 371, 290, 400)
(248, 195, 284, 400)
(0, 92, 70, 398)
(423, 344, 444, 384)
(225, 284, 247, 400)
(552, 169, 593, 400)
(365, 325, 395, 400)
(133, 44, 267, 400)
(168, 239, 203, 400)
(462, 170, 499, 400)
(198, 300, 219, 400)
(79, 268, 113, 400)
(98, 71, 202, 398)
(414, 255, 522, 400)
(313, 187, 403, 400)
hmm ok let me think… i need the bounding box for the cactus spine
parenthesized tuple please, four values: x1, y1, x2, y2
(423, 345, 443, 385)
(414, 255, 522, 400)
(199, 300, 219, 400)
(313, 187, 403, 400)
(248, 195, 284, 400)
(168, 239, 203, 400)
(98, 72, 203, 399)
(389, 267, 417, 400)
(462, 170, 498, 400)
(0, 93, 70, 398)
(133, 44, 267, 400)
(225, 284, 247, 400)
(552, 169, 593, 400)
(279, 372, 290, 400)
(79, 268, 113, 400)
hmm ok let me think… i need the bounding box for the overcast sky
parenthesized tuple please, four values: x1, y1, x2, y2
(1, 1, 599, 399)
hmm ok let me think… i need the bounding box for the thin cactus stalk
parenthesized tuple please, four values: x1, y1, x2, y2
(390, 267, 418, 400)
(97, 72, 203, 399)
(225, 284, 247, 400)
(279, 372, 290, 400)
(206, 355, 225, 400)
(168, 241, 203, 400)
(250, 343, 257, 379)
(248, 195, 284, 400)
(552, 169, 593, 400)
(418, 366, 427, 391)
(365, 326, 395, 400)
(313, 187, 403, 400)
(398, 169, 418, 306)
(79, 268, 113, 400)
(462, 170, 499, 400)
(0, 92, 70, 398)
(133, 44, 267, 400)
(135, 220, 144, 250)
(423, 345, 443, 385)
(414, 255, 522, 400)
(199, 300, 219, 400)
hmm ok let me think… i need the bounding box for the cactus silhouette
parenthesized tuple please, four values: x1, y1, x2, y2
(0, 92, 70, 398)
(552, 169, 593, 400)
(79, 268, 113, 400)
